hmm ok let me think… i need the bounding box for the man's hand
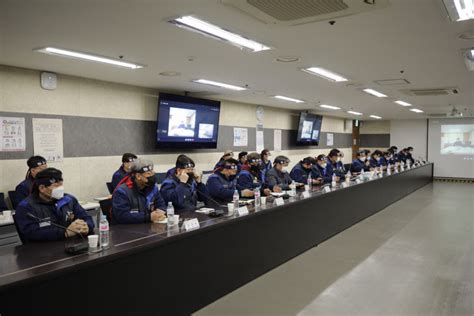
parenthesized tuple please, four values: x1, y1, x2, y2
(273, 185, 282, 193)
(335, 176, 341, 182)
(66, 219, 87, 237)
(263, 188, 272, 196)
(241, 189, 254, 197)
(193, 169, 203, 183)
(151, 210, 166, 223)
(313, 178, 323, 184)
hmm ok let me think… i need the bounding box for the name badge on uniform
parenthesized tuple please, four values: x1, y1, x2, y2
(39, 221, 51, 227)
(183, 218, 200, 231)
(130, 209, 139, 214)
(237, 206, 249, 216)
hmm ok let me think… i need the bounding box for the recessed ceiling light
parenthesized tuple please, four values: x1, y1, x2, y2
(34, 47, 144, 69)
(347, 110, 363, 115)
(192, 79, 247, 91)
(275, 56, 300, 63)
(395, 100, 412, 106)
(273, 95, 305, 103)
(363, 88, 387, 98)
(410, 108, 424, 113)
(159, 71, 181, 76)
(320, 104, 341, 110)
(302, 67, 348, 82)
(370, 115, 382, 119)
(442, 0, 474, 21)
(169, 16, 271, 52)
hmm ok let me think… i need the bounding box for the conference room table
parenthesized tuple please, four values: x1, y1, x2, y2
(0, 163, 433, 316)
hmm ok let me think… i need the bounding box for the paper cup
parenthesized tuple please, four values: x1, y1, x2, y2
(227, 203, 235, 216)
(260, 196, 267, 204)
(88, 235, 99, 248)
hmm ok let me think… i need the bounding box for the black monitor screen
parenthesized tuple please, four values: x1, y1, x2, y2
(157, 93, 220, 148)
(296, 112, 323, 145)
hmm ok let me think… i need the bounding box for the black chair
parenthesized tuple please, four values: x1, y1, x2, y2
(12, 214, 26, 244)
(106, 182, 114, 194)
(99, 198, 113, 225)
(8, 191, 20, 210)
(0, 193, 7, 211)
(344, 163, 352, 171)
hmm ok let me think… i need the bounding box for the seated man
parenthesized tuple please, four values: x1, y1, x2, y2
(238, 151, 248, 166)
(265, 155, 293, 192)
(160, 155, 208, 213)
(213, 150, 234, 171)
(381, 151, 395, 166)
(351, 150, 369, 174)
(369, 150, 383, 169)
(325, 149, 345, 180)
(165, 154, 189, 178)
(15, 168, 94, 242)
(290, 157, 320, 185)
(111, 153, 137, 190)
(207, 158, 252, 204)
(405, 146, 415, 164)
(14, 156, 48, 208)
(237, 152, 272, 196)
(311, 155, 331, 183)
(260, 149, 272, 174)
(112, 160, 166, 224)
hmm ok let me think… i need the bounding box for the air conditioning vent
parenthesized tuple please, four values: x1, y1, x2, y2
(400, 88, 459, 96)
(221, 0, 390, 25)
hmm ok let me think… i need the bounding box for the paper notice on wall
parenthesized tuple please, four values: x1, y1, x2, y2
(256, 130, 264, 152)
(274, 129, 282, 152)
(33, 118, 64, 162)
(327, 133, 334, 146)
(233, 127, 248, 147)
(0, 117, 26, 152)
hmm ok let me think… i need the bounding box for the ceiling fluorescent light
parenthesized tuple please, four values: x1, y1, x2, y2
(170, 16, 270, 52)
(320, 104, 341, 110)
(410, 108, 424, 113)
(443, 0, 474, 21)
(302, 67, 348, 82)
(35, 47, 144, 69)
(273, 95, 304, 103)
(347, 110, 363, 115)
(395, 100, 412, 106)
(370, 115, 382, 119)
(363, 88, 387, 98)
(192, 79, 247, 91)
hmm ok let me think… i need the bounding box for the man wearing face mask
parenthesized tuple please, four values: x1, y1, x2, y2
(237, 152, 272, 196)
(112, 160, 166, 224)
(369, 150, 384, 169)
(14, 156, 48, 208)
(160, 156, 208, 213)
(15, 168, 94, 242)
(265, 156, 293, 192)
(405, 146, 415, 165)
(165, 154, 189, 178)
(111, 153, 137, 191)
(311, 154, 331, 183)
(260, 149, 272, 174)
(213, 150, 234, 171)
(325, 149, 344, 181)
(381, 151, 395, 167)
(388, 146, 399, 162)
(290, 157, 321, 185)
(207, 158, 253, 204)
(351, 150, 370, 174)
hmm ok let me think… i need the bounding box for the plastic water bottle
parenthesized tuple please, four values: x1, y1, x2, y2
(290, 182, 296, 196)
(166, 201, 174, 226)
(331, 174, 337, 187)
(387, 164, 392, 175)
(233, 190, 239, 214)
(99, 214, 109, 249)
(254, 187, 261, 208)
(345, 171, 351, 183)
(307, 174, 312, 190)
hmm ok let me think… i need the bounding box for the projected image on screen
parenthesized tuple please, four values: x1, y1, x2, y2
(440, 124, 474, 155)
(301, 121, 314, 139)
(198, 123, 214, 139)
(312, 130, 319, 140)
(168, 107, 196, 137)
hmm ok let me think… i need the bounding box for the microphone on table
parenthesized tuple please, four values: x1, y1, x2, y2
(27, 213, 89, 255)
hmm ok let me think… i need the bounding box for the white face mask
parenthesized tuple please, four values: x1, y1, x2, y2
(360, 156, 366, 162)
(321, 163, 327, 168)
(336, 157, 341, 162)
(51, 186, 65, 200)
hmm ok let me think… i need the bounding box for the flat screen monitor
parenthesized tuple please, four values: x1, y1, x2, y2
(156, 93, 220, 148)
(296, 112, 323, 145)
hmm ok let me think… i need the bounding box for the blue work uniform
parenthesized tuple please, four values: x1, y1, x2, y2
(290, 162, 312, 184)
(351, 159, 369, 173)
(325, 158, 346, 178)
(261, 160, 272, 175)
(160, 175, 208, 213)
(369, 158, 383, 168)
(14, 176, 34, 208)
(111, 166, 127, 191)
(265, 167, 292, 191)
(112, 179, 166, 224)
(311, 164, 332, 183)
(206, 172, 238, 204)
(237, 165, 265, 191)
(15, 193, 94, 242)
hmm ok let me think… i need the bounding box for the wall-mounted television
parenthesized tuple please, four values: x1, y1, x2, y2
(156, 93, 220, 148)
(296, 112, 323, 145)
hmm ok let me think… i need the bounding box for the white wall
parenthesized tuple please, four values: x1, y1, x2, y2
(390, 119, 428, 160)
